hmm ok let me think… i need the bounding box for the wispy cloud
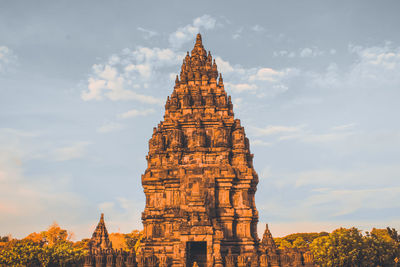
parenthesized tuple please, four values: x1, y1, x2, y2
(214, 56, 298, 98)
(82, 47, 183, 103)
(273, 46, 334, 58)
(97, 122, 124, 133)
(0, 129, 85, 238)
(251, 125, 304, 137)
(137, 27, 158, 39)
(53, 141, 91, 161)
(169, 15, 217, 48)
(118, 108, 155, 119)
(0, 46, 17, 72)
(251, 24, 265, 32)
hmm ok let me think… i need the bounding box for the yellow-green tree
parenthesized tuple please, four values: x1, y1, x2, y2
(125, 230, 143, 252)
(0, 223, 84, 267)
(310, 227, 364, 266)
(310, 227, 399, 267)
(274, 232, 328, 249)
(41, 222, 69, 245)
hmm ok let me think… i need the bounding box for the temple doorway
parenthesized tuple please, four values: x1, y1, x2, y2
(186, 241, 207, 267)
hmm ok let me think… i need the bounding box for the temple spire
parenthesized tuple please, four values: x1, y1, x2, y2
(89, 213, 113, 251)
(196, 33, 202, 45)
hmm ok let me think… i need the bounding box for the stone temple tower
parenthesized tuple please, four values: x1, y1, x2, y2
(140, 34, 259, 267)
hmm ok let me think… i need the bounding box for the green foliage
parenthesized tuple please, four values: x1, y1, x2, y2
(310, 227, 400, 267)
(274, 238, 292, 249)
(293, 237, 308, 248)
(124, 230, 143, 252)
(274, 232, 328, 249)
(363, 231, 398, 266)
(0, 224, 84, 267)
(41, 222, 69, 245)
(0, 239, 42, 266)
(387, 227, 400, 243)
(311, 227, 364, 266)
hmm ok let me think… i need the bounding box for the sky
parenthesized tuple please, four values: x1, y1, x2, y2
(1, 0, 400, 240)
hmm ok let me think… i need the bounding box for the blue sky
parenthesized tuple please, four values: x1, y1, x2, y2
(1, 1, 400, 240)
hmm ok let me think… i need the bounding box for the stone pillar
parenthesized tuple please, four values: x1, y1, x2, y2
(106, 253, 114, 267)
(83, 253, 94, 267)
(259, 253, 269, 267)
(225, 249, 236, 267)
(115, 253, 125, 267)
(125, 251, 136, 267)
(237, 255, 248, 267)
(95, 254, 105, 267)
(250, 253, 259, 267)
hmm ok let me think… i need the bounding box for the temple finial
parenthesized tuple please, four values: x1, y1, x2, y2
(196, 33, 202, 44)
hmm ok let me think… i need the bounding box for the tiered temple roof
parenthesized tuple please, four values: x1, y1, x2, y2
(89, 213, 113, 251)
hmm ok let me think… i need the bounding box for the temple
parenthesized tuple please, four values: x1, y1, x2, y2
(138, 34, 315, 267)
(83, 34, 316, 267)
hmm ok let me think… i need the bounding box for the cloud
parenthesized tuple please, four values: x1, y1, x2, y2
(251, 125, 304, 137)
(0, 46, 17, 72)
(247, 123, 360, 148)
(251, 24, 265, 32)
(82, 47, 184, 103)
(302, 43, 400, 100)
(97, 122, 124, 133)
(250, 68, 289, 82)
(53, 141, 91, 161)
(256, 163, 400, 231)
(331, 123, 356, 131)
(348, 43, 400, 82)
(214, 56, 298, 98)
(251, 140, 273, 147)
(225, 82, 257, 93)
(273, 47, 328, 58)
(232, 27, 243, 40)
(304, 186, 400, 217)
(169, 15, 217, 48)
(137, 27, 158, 39)
(299, 47, 324, 58)
(118, 108, 155, 119)
(0, 129, 85, 238)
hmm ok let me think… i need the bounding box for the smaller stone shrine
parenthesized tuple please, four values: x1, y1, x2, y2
(83, 213, 137, 267)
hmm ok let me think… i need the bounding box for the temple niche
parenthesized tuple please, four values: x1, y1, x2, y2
(139, 34, 316, 267)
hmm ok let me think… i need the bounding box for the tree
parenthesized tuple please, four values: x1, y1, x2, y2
(0, 223, 85, 267)
(110, 232, 128, 250)
(310, 227, 400, 267)
(363, 231, 397, 266)
(310, 227, 364, 267)
(0, 239, 42, 266)
(274, 232, 328, 249)
(293, 237, 308, 248)
(275, 238, 292, 249)
(125, 230, 143, 252)
(41, 222, 69, 245)
(25, 232, 45, 243)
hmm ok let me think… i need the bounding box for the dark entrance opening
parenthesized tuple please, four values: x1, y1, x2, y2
(186, 241, 207, 267)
